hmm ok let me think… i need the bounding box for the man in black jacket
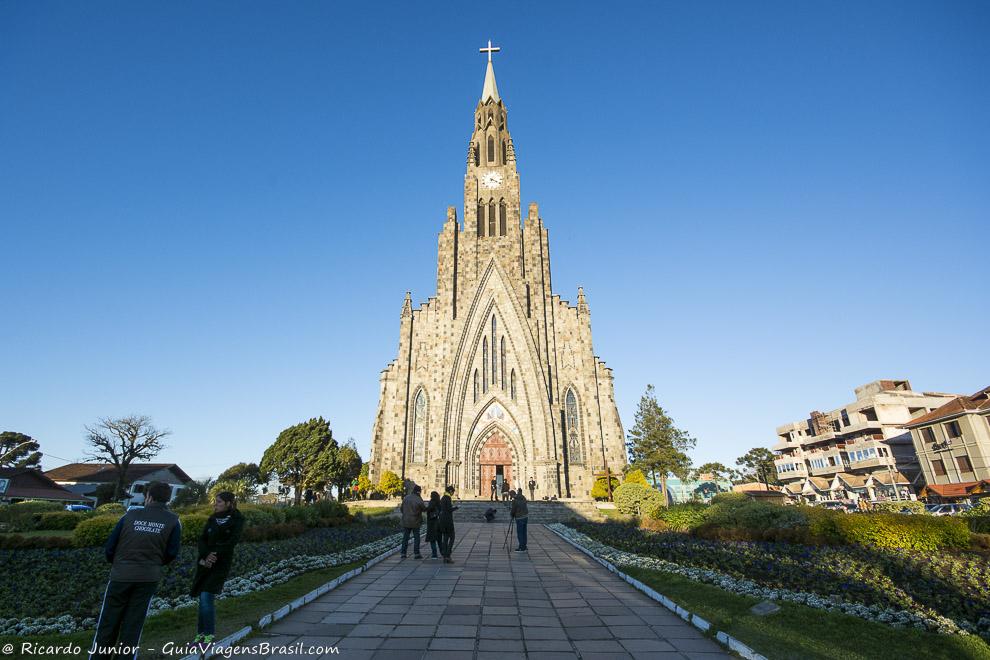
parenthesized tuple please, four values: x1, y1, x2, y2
(90, 481, 181, 660)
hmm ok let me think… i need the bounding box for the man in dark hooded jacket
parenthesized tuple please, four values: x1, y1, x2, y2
(90, 481, 181, 660)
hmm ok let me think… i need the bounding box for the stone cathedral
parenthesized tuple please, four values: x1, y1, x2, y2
(369, 46, 626, 499)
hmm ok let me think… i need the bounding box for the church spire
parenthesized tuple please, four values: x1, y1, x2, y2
(479, 40, 501, 103)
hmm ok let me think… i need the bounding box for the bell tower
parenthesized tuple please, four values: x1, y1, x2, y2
(465, 41, 520, 240)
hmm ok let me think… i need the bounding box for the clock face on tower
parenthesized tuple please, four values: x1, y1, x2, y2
(481, 171, 503, 189)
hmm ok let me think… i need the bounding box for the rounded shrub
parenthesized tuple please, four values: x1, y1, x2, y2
(653, 502, 709, 532)
(614, 482, 663, 515)
(966, 516, 990, 534)
(73, 515, 121, 547)
(239, 506, 279, 528)
(96, 503, 126, 514)
(36, 511, 87, 530)
(870, 500, 926, 514)
(179, 513, 209, 544)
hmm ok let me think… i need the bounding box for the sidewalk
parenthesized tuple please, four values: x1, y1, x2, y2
(253, 522, 729, 659)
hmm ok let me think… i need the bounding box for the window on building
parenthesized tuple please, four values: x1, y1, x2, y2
(500, 337, 506, 388)
(932, 459, 947, 477)
(474, 142, 480, 166)
(482, 339, 488, 393)
(477, 202, 485, 237)
(510, 369, 516, 400)
(473, 370, 479, 402)
(945, 421, 962, 439)
(491, 316, 497, 384)
(863, 408, 878, 422)
(499, 200, 507, 236)
(487, 136, 495, 162)
(502, 140, 507, 162)
(957, 455, 974, 473)
(921, 427, 936, 443)
(488, 201, 496, 236)
(565, 389, 582, 464)
(841, 410, 850, 426)
(411, 389, 427, 464)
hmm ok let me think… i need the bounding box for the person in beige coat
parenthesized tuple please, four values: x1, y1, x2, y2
(400, 485, 426, 559)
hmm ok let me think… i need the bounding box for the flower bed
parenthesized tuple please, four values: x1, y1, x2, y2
(0, 524, 400, 635)
(560, 521, 990, 638)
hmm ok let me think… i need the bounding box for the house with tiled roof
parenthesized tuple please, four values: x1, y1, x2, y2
(905, 386, 990, 500)
(44, 463, 192, 503)
(0, 468, 89, 504)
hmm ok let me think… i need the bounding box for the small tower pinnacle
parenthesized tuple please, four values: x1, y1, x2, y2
(401, 291, 412, 318)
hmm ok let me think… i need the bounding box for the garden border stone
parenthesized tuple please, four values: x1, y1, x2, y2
(545, 523, 767, 660)
(181, 540, 401, 660)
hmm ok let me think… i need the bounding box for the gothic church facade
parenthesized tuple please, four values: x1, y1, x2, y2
(369, 53, 626, 499)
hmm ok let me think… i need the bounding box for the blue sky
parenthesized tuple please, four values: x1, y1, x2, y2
(1, 2, 987, 480)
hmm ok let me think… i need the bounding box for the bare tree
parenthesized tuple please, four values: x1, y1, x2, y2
(84, 415, 170, 501)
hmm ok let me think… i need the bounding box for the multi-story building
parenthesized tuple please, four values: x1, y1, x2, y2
(904, 386, 990, 502)
(773, 380, 958, 502)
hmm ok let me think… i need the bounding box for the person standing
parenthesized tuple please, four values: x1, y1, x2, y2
(190, 491, 245, 645)
(489, 477, 498, 502)
(528, 477, 536, 501)
(400, 485, 426, 559)
(438, 485, 458, 563)
(90, 481, 181, 660)
(501, 479, 510, 502)
(510, 489, 528, 552)
(425, 491, 441, 559)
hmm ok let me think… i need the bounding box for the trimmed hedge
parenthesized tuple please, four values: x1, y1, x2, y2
(0, 534, 73, 549)
(653, 502, 708, 532)
(966, 516, 990, 534)
(0, 501, 65, 532)
(36, 511, 87, 530)
(96, 503, 126, 514)
(614, 483, 663, 515)
(179, 513, 209, 545)
(72, 515, 121, 547)
(870, 500, 926, 514)
(827, 512, 969, 551)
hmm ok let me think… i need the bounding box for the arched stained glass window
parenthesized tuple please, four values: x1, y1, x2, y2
(482, 339, 488, 393)
(491, 316, 497, 384)
(510, 369, 516, 400)
(412, 389, 427, 464)
(477, 201, 485, 237)
(499, 200, 507, 236)
(565, 389, 582, 464)
(500, 337, 506, 388)
(487, 136, 495, 162)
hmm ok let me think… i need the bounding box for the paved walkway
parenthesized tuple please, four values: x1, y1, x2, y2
(256, 523, 729, 659)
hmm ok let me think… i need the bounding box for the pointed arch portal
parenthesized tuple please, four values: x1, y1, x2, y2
(478, 432, 514, 497)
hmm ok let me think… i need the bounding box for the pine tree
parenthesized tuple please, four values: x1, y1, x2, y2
(626, 385, 695, 506)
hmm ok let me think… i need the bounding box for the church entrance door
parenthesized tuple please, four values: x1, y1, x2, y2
(479, 432, 513, 498)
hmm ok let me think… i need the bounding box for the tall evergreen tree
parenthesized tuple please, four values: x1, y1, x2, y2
(626, 385, 695, 506)
(260, 417, 335, 505)
(735, 447, 779, 487)
(0, 432, 42, 469)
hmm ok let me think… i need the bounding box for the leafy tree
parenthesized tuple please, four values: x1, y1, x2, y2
(84, 416, 170, 501)
(172, 477, 213, 507)
(626, 385, 695, 507)
(735, 447, 779, 487)
(622, 468, 648, 485)
(260, 417, 335, 505)
(216, 462, 262, 492)
(356, 463, 373, 499)
(209, 477, 255, 503)
(378, 470, 403, 498)
(693, 462, 734, 484)
(0, 431, 43, 469)
(309, 438, 362, 501)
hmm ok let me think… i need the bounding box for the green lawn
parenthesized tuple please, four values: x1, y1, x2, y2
(358, 506, 399, 518)
(622, 565, 990, 660)
(0, 562, 361, 660)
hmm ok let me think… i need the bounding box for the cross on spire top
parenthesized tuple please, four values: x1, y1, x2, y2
(479, 40, 501, 63)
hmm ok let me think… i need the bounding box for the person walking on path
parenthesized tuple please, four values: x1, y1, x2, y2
(510, 489, 528, 552)
(528, 477, 536, 501)
(438, 485, 458, 563)
(424, 491, 441, 559)
(490, 477, 498, 502)
(400, 485, 426, 559)
(90, 481, 181, 660)
(190, 491, 245, 646)
(501, 479, 511, 502)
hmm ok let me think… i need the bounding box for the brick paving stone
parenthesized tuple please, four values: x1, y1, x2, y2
(263, 523, 728, 659)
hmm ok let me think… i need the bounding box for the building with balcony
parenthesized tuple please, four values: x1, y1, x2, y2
(773, 380, 958, 502)
(904, 385, 990, 501)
